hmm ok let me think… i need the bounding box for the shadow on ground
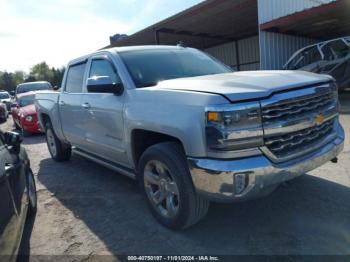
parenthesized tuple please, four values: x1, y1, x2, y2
(36, 155, 350, 255)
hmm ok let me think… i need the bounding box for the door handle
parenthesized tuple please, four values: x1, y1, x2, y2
(81, 103, 91, 109)
(59, 100, 65, 106)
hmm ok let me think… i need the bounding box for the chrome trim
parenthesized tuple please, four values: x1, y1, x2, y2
(261, 92, 335, 120)
(261, 120, 338, 163)
(260, 83, 338, 162)
(263, 105, 337, 136)
(207, 147, 262, 159)
(260, 83, 335, 109)
(188, 123, 344, 202)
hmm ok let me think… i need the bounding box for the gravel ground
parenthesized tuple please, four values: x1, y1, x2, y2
(1, 94, 350, 260)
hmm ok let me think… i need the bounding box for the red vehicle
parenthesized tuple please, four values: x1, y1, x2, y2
(11, 92, 41, 136)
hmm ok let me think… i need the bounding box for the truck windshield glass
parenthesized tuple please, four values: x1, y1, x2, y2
(119, 48, 231, 88)
(18, 95, 35, 107)
(0, 93, 9, 99)
(17, 83, 51, 94)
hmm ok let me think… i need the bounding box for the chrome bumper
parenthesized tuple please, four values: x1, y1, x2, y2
(188, 123, 344, 202)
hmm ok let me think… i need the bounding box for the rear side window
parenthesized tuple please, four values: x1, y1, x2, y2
(65, 62, 86, 93)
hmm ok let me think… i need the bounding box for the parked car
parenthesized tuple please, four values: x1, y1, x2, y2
(12, 92, 41, 136)
(36, 45, 344, 229)
(0, 131, 37, 260)
(0, 102, 8, 123)
(0, 91, 12, 111)
(15, 81, 52, 98)
(284, 36, 350, 90)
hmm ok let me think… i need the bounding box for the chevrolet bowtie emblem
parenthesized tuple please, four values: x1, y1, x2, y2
(315, 114, 325, 125)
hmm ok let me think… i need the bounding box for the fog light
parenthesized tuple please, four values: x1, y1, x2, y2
(234, 173, 248, 195)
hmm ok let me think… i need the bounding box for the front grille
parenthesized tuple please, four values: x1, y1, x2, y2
(262, 91, 335, 122)
(264, 119, 334, 158)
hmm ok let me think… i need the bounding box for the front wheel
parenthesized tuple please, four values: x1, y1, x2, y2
(27, 169, 37, 216)
(139, 142, 209, 229)
(45, 121, 71, 161)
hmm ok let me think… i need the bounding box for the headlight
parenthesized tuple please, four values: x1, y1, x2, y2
(25, 115, 33, 122)
(205, 102, 263, 158)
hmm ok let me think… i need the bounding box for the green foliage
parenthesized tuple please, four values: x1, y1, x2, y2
(0, 62, 65, 91)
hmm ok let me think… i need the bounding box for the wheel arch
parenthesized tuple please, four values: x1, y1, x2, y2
(130, 129, 186, 171)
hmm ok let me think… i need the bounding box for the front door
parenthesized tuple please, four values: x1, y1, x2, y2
(0, 137, 21, 256)
(80, 56, 128, 165)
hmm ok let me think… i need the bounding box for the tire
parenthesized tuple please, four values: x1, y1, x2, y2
(139, 142, 209, 229)
(27, 169, 37, 216)
(21, 128, 31, 137)
(45, 121, 71, 161)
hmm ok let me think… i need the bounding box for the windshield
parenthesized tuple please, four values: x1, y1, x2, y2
(119, 48, 231, 88)
(0, 93, 10, 99)
(18, 95, 35, 107)
(16, 82, 52, 94)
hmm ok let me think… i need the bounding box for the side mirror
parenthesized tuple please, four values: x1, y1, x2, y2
(87, 76, 123, 95)
(53, 85, 60, 91)
(4, 131, 22, 153)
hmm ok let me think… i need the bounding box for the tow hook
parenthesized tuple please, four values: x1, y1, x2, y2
(331, 157, 338, 163)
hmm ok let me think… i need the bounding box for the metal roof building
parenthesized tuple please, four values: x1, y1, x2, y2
(107, 0, 350, 71)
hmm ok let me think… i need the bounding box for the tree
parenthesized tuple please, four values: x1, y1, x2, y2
(29, 62, 54, 82)
(0, 72, 16, 91)
(0, 62, 65, 91)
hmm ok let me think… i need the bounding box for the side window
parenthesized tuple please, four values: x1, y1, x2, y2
(89, 59, 121, 84)
(65, 62, 87, 93)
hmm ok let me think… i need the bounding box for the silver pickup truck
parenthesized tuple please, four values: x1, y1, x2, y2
(35, 45, 344, 229)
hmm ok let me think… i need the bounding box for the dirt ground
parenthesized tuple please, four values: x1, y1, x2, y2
(1, 92, 350, 260)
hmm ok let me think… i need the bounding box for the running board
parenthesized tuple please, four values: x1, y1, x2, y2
(72, 148, 136, 180)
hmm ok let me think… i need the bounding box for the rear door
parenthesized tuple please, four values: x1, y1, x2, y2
(80, 55, 128, 165)
(59, 61, 88, 147)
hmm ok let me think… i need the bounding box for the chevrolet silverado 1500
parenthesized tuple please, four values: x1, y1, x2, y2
(35, 46, 344, 229)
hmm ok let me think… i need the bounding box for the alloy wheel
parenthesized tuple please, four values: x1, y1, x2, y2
(46, 128, 57, 157)
(144, 160, 180, 218)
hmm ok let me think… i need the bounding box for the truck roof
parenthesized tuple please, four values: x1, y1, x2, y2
(68, 45, 188, 65)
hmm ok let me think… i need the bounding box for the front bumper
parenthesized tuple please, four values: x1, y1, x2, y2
(188, 123, 345, 202)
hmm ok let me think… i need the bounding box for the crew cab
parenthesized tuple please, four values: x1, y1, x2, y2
(35, 46, 344, 229)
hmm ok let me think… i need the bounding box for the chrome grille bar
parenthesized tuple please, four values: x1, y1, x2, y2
(265, 120, 333, 153)
(262, 92, 335, 121)
(260, 83, 338, 162)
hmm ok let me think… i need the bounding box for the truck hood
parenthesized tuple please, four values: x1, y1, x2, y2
(156, 70, 333, 102)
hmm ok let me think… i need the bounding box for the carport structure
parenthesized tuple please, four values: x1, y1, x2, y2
(260, 0, 350, 40)
(108, 0, 350, 71)
(110, 0, 260, 71)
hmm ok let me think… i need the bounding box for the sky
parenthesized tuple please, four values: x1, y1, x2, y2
(0, 0, 202, 72)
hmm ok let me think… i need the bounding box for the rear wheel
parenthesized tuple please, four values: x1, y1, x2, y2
(45, 121, 71, 161)
(139, 142, 209, 229)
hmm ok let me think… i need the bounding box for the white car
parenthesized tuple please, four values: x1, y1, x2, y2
(0, 91, 12, 111)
